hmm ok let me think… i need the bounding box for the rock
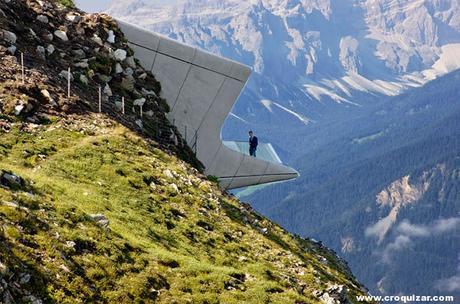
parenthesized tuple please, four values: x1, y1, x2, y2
(97, 74, 111, 83)
(19, 273, 31, 285)
(66, 241, 76, 248)
(91, 35, 103, 46)
(14, 104, 24, 115)
(169, 183, 179, 193)
(125, 56, 136, 68)
(66, 13, 81, 23)
(7, 45, 16, 55)
(59, 70, 73, 81)
(37, 15, 49, 23)
(36, 45, 46, 59)
(89, 214, 109, 228)
(44, 33, 53, 41)
(74, 61, 89, 69)
(103, 84, 112, 96)
(115, 63, 123, 74)
(107, 30, 115, 44)
(54, 30, 68, 42)
(0, 261, 8, 276)
(41, 89, 56, 106)
(46, 44, 55, 55)
(1, 30, 17, 44)
(149, 182, 157, 190)
(133, 97, 146, 107)
(135, 119, 143, 128)
(124, 67, 134, 76)
(79, 74, 89, 85)
(114, 49, 127, 61)
(59, 264, 70, 273)
(71, 49, 86, 59)
(121, 76, 135, 92)
(0, 171, 24, 189)
(142, 88, 158, 97)
(138, 72, 147, 80)
(320, 292, 336, 304)
(163, 169, 174, 179)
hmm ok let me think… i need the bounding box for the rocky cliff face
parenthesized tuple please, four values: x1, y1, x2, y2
(0, 1, 371, 303)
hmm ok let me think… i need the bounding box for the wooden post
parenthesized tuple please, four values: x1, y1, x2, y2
(20, 52, 24, 84)
(67, 67, 71, 99)
(121, 96, 125, 114)
(98, 86, 102, 113)
(185, 125, 187, 142)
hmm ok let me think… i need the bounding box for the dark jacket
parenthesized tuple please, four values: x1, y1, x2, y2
(249, 136, 258, 149)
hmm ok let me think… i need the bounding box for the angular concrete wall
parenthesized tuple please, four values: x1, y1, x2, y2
(117, 20, 298, 189)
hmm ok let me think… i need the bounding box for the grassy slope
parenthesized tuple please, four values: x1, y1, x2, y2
(0, 114, 368, 303)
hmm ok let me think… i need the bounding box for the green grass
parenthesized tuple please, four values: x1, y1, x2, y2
(0, 114, 371, 303)
(56, 0, 75, 8)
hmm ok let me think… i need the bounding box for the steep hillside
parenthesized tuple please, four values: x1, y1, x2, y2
(249, 69, 460, 298)
(0, 0, 371, 303)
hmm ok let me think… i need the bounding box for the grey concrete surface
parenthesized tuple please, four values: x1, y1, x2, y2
(117, 20, 299, 189)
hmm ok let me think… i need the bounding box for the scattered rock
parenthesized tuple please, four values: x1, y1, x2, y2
(91, 34, 103, 46)
(59, 70, 73, 81)
(79, 74, 89, 85)
(54, 30, 68, 42)
(19, 273, 31, 285)
(36, 45, 46, 59)
(107, 30, 115, 44)
(46, 44, 55, 55)
(74, 61, 89, 68)
(133, 97, 146, 107)
(103, 84, 112, 96)
(114, 49, 127, 61)
(124, 67, 134, 76)
(7, 45, 16, 55)
(89, 214, 109, 228)
(71, 49, 86, 59)
(37, 15, 49, 23)
(66, 241, 76, 248)
(14, 104, 24, 116)
(41, 89, 56, 106)
(43, 33, 53, 41)
(0, 171, 25, 190)
(121, 76, 135, 91)
(142, 88, 158, 97)
(1, 30, 17, 44)
(125, 56, 136, 68)
(66, 13, 81, 23)
(115, 63, 123, 74)
(169, 183, 179, 193)
(163, 169, 174, 179)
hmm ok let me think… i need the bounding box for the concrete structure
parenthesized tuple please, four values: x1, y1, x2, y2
(117, 20, 299, 189)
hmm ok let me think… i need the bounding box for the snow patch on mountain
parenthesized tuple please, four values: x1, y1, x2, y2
(107, 0, 460, 125)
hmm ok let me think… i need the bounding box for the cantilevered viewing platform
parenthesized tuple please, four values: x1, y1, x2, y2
(117, 20, 299, 189)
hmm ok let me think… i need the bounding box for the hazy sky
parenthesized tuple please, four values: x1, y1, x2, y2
(75, 0, 175, 12)
(75, 0, 112, 12)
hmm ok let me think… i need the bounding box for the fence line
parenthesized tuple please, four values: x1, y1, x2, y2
(7, 50, 202, 150)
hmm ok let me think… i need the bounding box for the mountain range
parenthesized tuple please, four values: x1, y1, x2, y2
(107, 0, 460, 299)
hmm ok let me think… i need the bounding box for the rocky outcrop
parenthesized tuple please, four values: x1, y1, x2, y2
(0, 0, 201, 169)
